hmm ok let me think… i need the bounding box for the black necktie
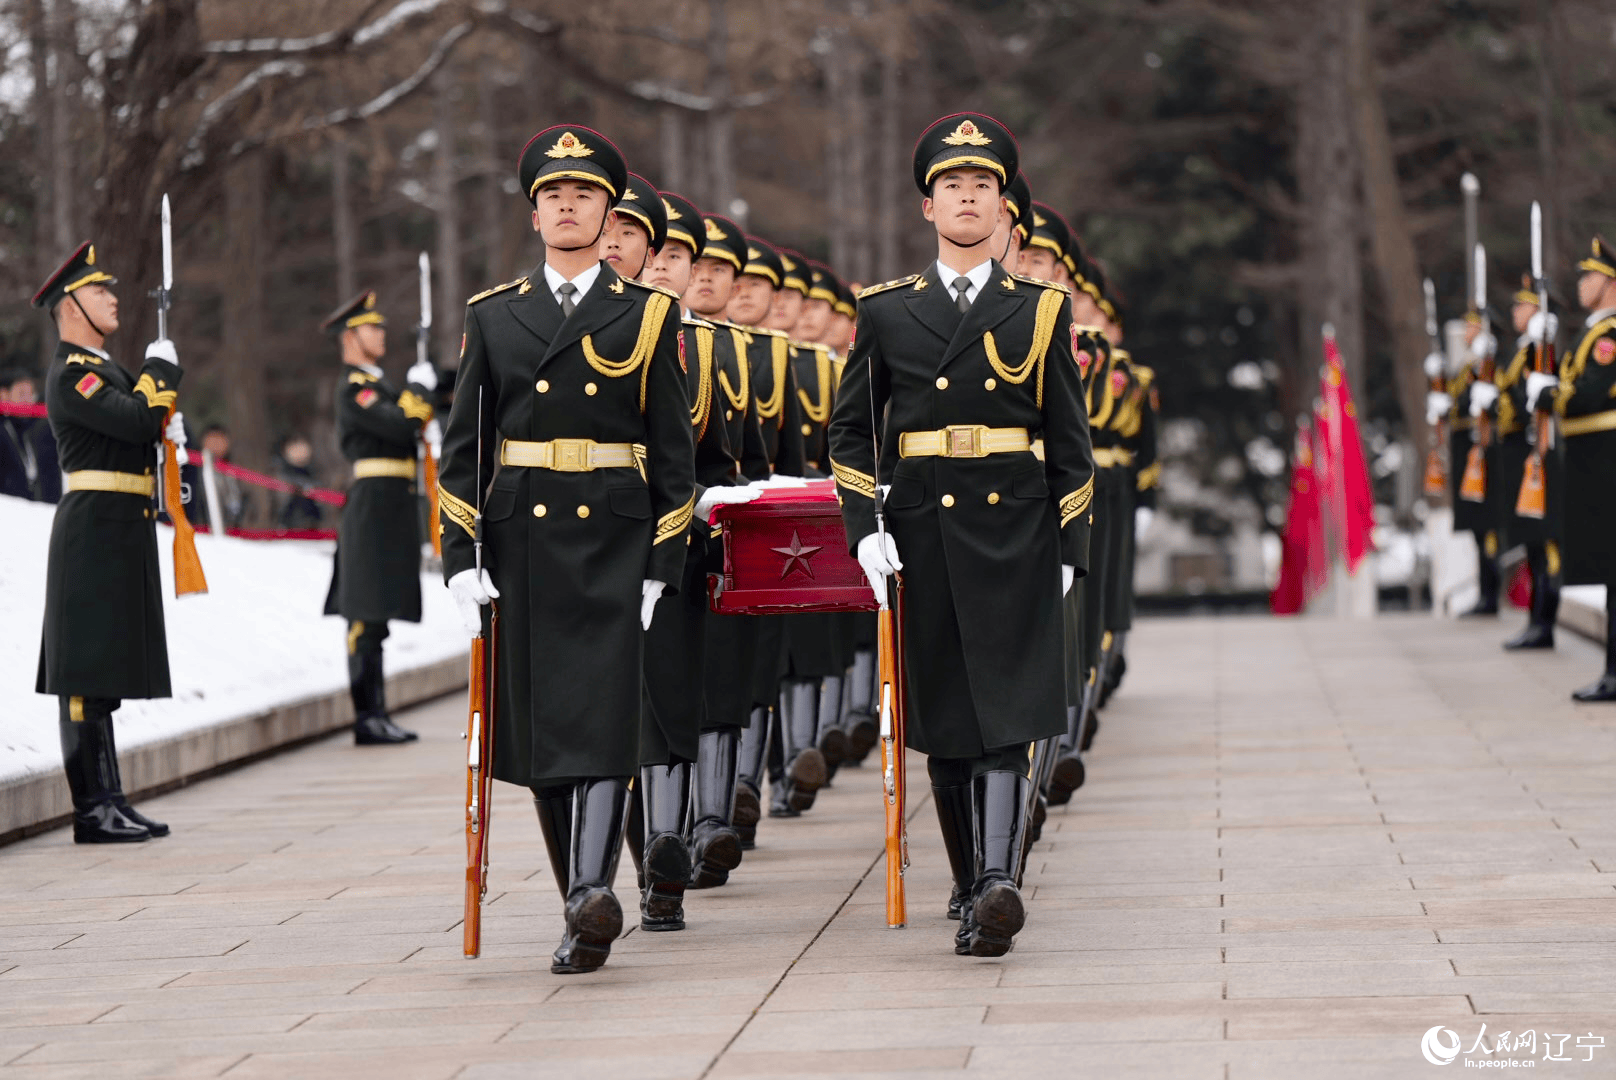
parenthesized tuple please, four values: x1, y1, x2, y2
(952, 276, 972, 313)
(557, 282, 578, 317)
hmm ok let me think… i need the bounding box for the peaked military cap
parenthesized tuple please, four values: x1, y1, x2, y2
(806, 261, 839, 305)
(33, 241, 116, 310)
(658, 191, 705, 259)
(832, 276, 857, 319)
(1027, 202, 1071, 266)
(1086, 258, 1120, 325)
(615, 172, 667, 252)
(779, 249, 810, 296)
(1578, 235, 1616, 279)
(1005, 172, 1034, 245)
(518, 124, 628, 205)
(912, 112, 1019, 194)
(699, 214, 748, 272)
(321, 289, 386, 335)
(741, 236, 784, 288)
(1515, 273, 1542, 308)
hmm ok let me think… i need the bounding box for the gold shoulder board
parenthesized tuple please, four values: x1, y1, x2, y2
(1012, 273, 1071, 295)
(65, 353, 103, 367)
(626, 279, 682, 301)
(857, 275, 920, 299)
(466, 278, 529, 306)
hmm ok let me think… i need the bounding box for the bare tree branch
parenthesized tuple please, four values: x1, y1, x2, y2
(302, 21, 474, 129)
(204, 0, 443, 57)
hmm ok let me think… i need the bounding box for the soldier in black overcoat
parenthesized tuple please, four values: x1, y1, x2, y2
(1534, 236, 1616, 700)
(828, 113, 1095, 957)
(321, 289, 436, 745)
(438, 126, 695, 973)
(1449, 313, 1506, 616)
(33, 242, 187, 843)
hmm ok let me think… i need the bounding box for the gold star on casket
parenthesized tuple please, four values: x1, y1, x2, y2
(771, 530, 823, 581)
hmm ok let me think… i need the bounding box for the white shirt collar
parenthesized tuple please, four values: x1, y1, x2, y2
(73, 343, 111, 361)
(353, 362, 383, 379)
(543, 261, 604, 310)
(935, 259, 995, 306)
(1586, 307, 1616, 328)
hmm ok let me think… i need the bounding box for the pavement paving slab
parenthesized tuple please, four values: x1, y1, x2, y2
(2, 614, 1615, 1078)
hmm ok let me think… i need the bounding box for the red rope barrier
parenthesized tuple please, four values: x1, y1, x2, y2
(192, 524, 337, 541)
(0, 402, 47, 418)
(206, 458, 347, 507)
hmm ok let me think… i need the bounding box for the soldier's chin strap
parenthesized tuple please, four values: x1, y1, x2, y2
(69, 293, 107, 339)
(550, 210, 614, 254)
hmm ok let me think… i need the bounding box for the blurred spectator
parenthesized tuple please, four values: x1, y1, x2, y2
(0, 368, 62, 503)
(191, 424, 247, 530)
(276, 434, 324, 530)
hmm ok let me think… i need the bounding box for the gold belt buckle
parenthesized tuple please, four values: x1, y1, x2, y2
(549, 438, 591, 472)
(944, 425, 988, 458)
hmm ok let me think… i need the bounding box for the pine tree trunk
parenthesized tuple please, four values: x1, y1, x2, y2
(332, 137, 356, 301)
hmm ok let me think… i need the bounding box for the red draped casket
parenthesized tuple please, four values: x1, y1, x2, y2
(708, 479, 878, 615)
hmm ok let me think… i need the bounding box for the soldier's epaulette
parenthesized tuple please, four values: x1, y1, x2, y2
(623, 278, 682, 301)
(857, 275, 920, 299)
(65, 352, 104, 367)
(347, 369, 379, 385)
(749, 326, 790, 339)
(1132, 365, 1155, 387)
(1111, 347, 1132, 363)
(790, 339, 831, 355)
(1012, 273, 1070, 295)
(466, 277, 529, 306)
(682, 314, 717, 330)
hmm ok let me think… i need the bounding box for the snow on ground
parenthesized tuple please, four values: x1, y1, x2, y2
(0, 495, 465, 787)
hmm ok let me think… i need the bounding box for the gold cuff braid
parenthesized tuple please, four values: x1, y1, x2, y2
(654, 492, 696, 545)
(1059, 476, 1095, 527)
(398, 390, 434, 422)
(1136, 461, 1162, 492)
(438, 484, 477, 538)
(133, 374, 177, 411)
(831, 458, 877, 499)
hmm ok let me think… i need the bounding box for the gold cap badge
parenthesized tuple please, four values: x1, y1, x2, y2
(545, 132, 595, 159)
(86, 245, 96, 265)
(705, 219, 728, 241)
(941, 119, 992, 147)
(662, 198, 682, 220)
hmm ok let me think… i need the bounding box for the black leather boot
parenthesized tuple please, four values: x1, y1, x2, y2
(1463, 550, 1502, 616)
(817, 675, 847, 783)
(354, 651, 416, 744)
(1573, 602, 1616, 702)
(965, 771, 1030, 958)
(734, 709, 768, 847)
(60, 702, 150, 844)
(780, 679, 827, 812)
(766, 705, 797, 819)
(843, 649, 879, 764)
(690, 730, 743, 889)
(552, 778, 628, 974)
(639, 762, 693, 930)
(1078, 671, 1101, 752)
(625, 786, 646, 890)
(1046, 706, 1085, 807)
(1505, 563, 1556, 650)
(933, 783, 974, 923)
(532, 786, 573, 900)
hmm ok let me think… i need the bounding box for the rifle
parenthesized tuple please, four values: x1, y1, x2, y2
(154, 193, 207, 597)
(1458, 244, 1492, 504)
(463, 389, 498, 958)
(1421, 278, 1448, 497)
(418, 251, 442, 559)
(1516, 201, 1555, 520)
(869, 353, 907, 929)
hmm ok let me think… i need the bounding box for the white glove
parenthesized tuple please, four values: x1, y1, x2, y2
(641, 579, 666, 630)
(1422, 351, 1446, 380)
(407, 359, 438, 391)
(752, 475, 810, 489)
(423, 419, 443, 448)
(856, 531, 903, 607)
(145, 338, 178, 364)
(1135, 505, 1155, 540)
(164, 411, 189, 465)
(1426, 391, 1452, 425)
(1468, 382, 1499, 417)
(1061, 564, 1075, 595)
(696, 485, 761, 518)
(1527, 311, 1558, 342)
(448, 568, 500, 637)
(1526, 371, 1559, 412)
(1471, 330, 1496, 360)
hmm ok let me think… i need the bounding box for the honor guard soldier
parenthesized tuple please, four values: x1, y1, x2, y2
(33, 242, 186, 842)
(321, 289, 437, 745)
(1533, 236, 1616, 699)
(680, 212, 775, 864)
(829, 113, 1096, 956)
(1496, 273, 1562, 651)
(438, 125, 695, 973)
(1106, 345, 1160, 701)
(1451, 309, 1505, 616)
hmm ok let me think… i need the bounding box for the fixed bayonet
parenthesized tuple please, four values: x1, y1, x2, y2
(1461, 173, 1480, 314)
(1423, 278, 1439, 348)
(417, 251, 432, 366)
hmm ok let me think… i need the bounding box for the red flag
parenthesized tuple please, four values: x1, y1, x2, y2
(1271, 422, 1327, 615)
(1317, 331, 1376, 572)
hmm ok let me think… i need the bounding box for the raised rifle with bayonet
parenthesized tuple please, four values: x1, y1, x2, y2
(418, 252, 443, 559)
(1421, 277, 1449, 497)
(1516, 201, 1556, 519)
(153, 193, 207, 597)
(463, 389, 499, 958)
(1458, 242, 1494, 504)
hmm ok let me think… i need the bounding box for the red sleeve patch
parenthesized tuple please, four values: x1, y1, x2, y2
(1075, 349, 1092, 375)
(1110, 370, 1128, 395)
(677, 329, 688, 373)
(459, 332, 467, 359)
(75, 373, 103, 399)
(356, 388, 378, 408)
(1596, 338, 1616, 365)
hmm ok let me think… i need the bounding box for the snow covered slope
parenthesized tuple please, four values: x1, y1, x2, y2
(0, 495, 465, 786)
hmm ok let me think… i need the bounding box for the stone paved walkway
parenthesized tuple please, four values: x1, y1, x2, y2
(2, 615, 1615, 1079)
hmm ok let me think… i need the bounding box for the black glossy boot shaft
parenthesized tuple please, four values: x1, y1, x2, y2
(639, 762, 693, 930)
(552, 778, 628, 974)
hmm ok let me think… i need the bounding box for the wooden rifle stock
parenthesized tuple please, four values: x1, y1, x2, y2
(1516, 339, 1556, 519)
(1458, 356, 1494, 504)
(163, 411, 207, 597)
(877, 576, 907, 929)
(463, 603, 498, 958)
(1423, 370, 1448, 497)
(422, 446, 443, 558)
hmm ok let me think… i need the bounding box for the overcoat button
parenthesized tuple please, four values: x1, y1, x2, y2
(935, 376, 949, 390)
(984, 378, 997, 391)
(802, 423, 813, 436)
(533, 504, 547, 517)
(585, 382, 598, 396)
(536, 380, 550, 393)
(726, 409, 734, 421)
(987, 492, 1000, 504)
(941, 494, 955, 508)
(577, 505, 591, 518)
